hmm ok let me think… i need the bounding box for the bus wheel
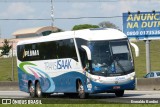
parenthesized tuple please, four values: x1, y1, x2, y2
(29, 82, 36, 98)
(115, 90, 124, 97)
(77, 80, 86, 99)
(36, 82, 43, 98)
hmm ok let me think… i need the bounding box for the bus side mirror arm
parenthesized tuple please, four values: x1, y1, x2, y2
(130, 42, 139, 57)
(81, 45, 91, 60)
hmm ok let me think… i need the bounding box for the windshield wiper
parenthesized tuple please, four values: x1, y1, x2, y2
(114, 58, 126, 74)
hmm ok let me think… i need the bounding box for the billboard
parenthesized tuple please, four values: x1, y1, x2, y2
(123, 11, 160, 40)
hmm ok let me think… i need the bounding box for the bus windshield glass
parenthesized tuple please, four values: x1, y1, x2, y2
(88, 39, 134, 76)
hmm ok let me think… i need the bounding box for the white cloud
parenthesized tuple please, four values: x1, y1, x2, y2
(71, 3, 92, 9)
(99, 2, 133, 16)
(97, 1, 160, 30)
(1, 2, 35, 18)
(56, 3, 94, 18)
(99, 1, 160, 16)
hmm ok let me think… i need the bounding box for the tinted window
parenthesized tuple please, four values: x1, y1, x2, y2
(17, 45, 25, 61)
(150, 73, 154, 77)
(17, 43, 40, 61)
(17, 39, 77, 61)
(156, 72, 160, 76)
(76, 38, 88, 68)
(56, 39, 77, 60)
(110, 40, 131, 60)
(145, 73, 150, 78)
(39, 41, 57, 60)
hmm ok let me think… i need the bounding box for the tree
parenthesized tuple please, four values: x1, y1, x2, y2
(1, 39, 12, 56)
(98, 21, 119, 30)
(72, 24, 99, 30)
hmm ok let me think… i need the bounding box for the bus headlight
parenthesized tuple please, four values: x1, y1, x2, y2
(87, 78, 92, 90)
(87, 78, 91, 83)
(130, 76, 135, 80)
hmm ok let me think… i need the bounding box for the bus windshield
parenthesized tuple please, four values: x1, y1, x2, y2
(88, 39, 134, 76)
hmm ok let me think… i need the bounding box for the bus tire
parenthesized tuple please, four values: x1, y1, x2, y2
(115, 90, 124, 97)
(36, 82, 43, 98)
(64, 93, 78, 98)
(77, 80, 86, 99)
(29, 82, 36, 98)
(43, 93, 51, 98)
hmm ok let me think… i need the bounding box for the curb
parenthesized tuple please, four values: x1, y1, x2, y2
(0, 81, 19, 91)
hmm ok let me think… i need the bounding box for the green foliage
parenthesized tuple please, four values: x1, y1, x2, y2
(72, 24, 99, 30)
(132, 40, 160, 78)
(1, 39, 12, 56)
(52, 28, 63, 33)
(99, 21, 119, 30)
(72, 21, 119, 31)
(0, 57, 17, 81)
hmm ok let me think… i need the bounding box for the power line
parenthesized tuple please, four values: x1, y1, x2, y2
(0, 18, 50, 20)
(0, 16, 122, 21)
(2, 13, 159, 20)
(0, 0, 159, 2)
(0, 13, 159, 21)
(56, 16, 122, 19)
(0, 0, 119, 2)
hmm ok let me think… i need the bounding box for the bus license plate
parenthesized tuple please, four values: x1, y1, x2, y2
(113, 86, 120, 89)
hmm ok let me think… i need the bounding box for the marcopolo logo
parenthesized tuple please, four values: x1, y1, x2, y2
(23, 49, 39, 58)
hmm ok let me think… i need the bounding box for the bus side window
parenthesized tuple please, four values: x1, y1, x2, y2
(38, 42, 46, 60)
(56, 39, 78, 61)
(17, 45, 25, 61)
(79, 48, 88, 68)
(75, 38, 88, 69)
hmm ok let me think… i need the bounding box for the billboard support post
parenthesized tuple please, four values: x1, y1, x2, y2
(145, 39, 151, 74)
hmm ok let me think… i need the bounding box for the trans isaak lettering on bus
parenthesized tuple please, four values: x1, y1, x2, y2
(44, 59, 72, 70)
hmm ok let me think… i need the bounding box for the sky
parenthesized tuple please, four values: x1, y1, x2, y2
(0, 0, 160, 39)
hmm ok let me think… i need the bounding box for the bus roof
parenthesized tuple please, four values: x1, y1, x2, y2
(17, 28, 127, 45)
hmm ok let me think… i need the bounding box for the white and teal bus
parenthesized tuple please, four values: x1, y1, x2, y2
(17, 28, 138, 98)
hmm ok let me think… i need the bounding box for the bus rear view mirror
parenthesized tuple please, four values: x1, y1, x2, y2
(130, 42, 139, 57)
(81, 45, 91, 60)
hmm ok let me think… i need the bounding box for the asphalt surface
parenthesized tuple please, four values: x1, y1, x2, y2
(0, 90, 160, 104)
(1, 90, 160, 98)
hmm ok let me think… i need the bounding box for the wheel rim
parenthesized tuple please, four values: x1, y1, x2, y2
(78, 84, 84, 94)
(78, 81, 85, 97)
(37, 86, 41, 96)
(36, 83, 42, 97)
(30, 86, 34, 93)
(29, 84, 35, 97)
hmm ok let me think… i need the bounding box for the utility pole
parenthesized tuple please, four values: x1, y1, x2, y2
(51, 0, 54, 27)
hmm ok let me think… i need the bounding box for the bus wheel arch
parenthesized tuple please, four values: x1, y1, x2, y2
(76, 79, 87, 99)
(28, 80, 36, 98)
